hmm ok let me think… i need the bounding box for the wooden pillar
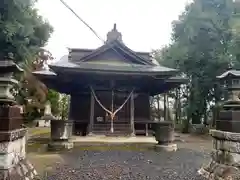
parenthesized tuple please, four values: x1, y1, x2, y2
(164, 93, 167, 121)
(145, 123, 149, 136)
(130, 92, 135, 136)
(88, 92, 95, 135)
(157, 95, 161, 121)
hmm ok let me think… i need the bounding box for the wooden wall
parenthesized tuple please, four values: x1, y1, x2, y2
(69, 93, 90, 122)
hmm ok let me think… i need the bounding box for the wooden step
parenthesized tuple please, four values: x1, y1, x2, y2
(92, 123, 131, 135)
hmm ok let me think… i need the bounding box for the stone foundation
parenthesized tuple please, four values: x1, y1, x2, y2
(48, 140, 74, 151)
(155, 143, 177, 152)
(0, 129, 38, 180)
(198, 129, 240, 180)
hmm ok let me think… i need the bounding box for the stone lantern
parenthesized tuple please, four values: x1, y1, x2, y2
(216, 69, 240, 133)
(0, 53, 38, 179)
(198, 69, 240, 179)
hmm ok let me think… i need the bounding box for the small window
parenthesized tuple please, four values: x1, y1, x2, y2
(232, 79, 240, 85)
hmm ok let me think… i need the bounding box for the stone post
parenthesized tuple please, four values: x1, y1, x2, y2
(0, 54, 37, 179)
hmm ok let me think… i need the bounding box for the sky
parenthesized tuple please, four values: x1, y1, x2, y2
(36, 0, 191, 60)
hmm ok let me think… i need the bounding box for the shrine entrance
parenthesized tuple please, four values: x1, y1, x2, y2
(89, 86, 135, 136)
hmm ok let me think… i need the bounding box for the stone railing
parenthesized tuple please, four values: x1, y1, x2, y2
(198, 129, 240, 179)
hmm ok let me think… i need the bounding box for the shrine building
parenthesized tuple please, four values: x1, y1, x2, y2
(33, 24, 185, 136)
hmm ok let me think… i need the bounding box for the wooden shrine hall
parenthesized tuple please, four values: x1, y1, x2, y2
(33, 24, 185, 136)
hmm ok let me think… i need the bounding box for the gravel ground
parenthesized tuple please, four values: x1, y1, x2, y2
(44, 148, 210, 180)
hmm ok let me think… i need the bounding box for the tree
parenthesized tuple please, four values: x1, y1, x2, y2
(153, 0, 236, 128)
(0, 0, 54, 120)
(0, 0, 53, 62)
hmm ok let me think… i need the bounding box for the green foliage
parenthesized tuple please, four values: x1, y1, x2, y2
(59, 94, 70, 120)
(46, 89, 60, 116)
(0, 0, 53, 62)
(154, 0, 239, 127)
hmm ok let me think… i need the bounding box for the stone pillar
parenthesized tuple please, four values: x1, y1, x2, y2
(88, 92, 95, 136)
(0, 125, 37, 179)
(130, 92, 135, 136)
(198, 130, 240, 179)
(0, 54, 37, 179)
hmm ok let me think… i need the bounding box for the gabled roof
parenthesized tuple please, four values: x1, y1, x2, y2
(34, 24, 180, 77)
(69, 40, 154, 65)
(48, 54, 177, 76)
(216, 70, 240, 79)
(69, 47, 151, 64)
(68, 24, 154, 65)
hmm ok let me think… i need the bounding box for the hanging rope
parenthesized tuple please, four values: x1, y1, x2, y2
(90, 86, 134, 120)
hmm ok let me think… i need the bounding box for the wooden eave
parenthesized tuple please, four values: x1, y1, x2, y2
(49, 64, 178, 77)
(34, 74, 183, 96)
(217, 70, 240, 79)
(165, 76, 188, 84)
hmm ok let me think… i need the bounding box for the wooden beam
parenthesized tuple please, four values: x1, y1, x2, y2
(130, 92, 135, 136)
(145, 123, 149, 136)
